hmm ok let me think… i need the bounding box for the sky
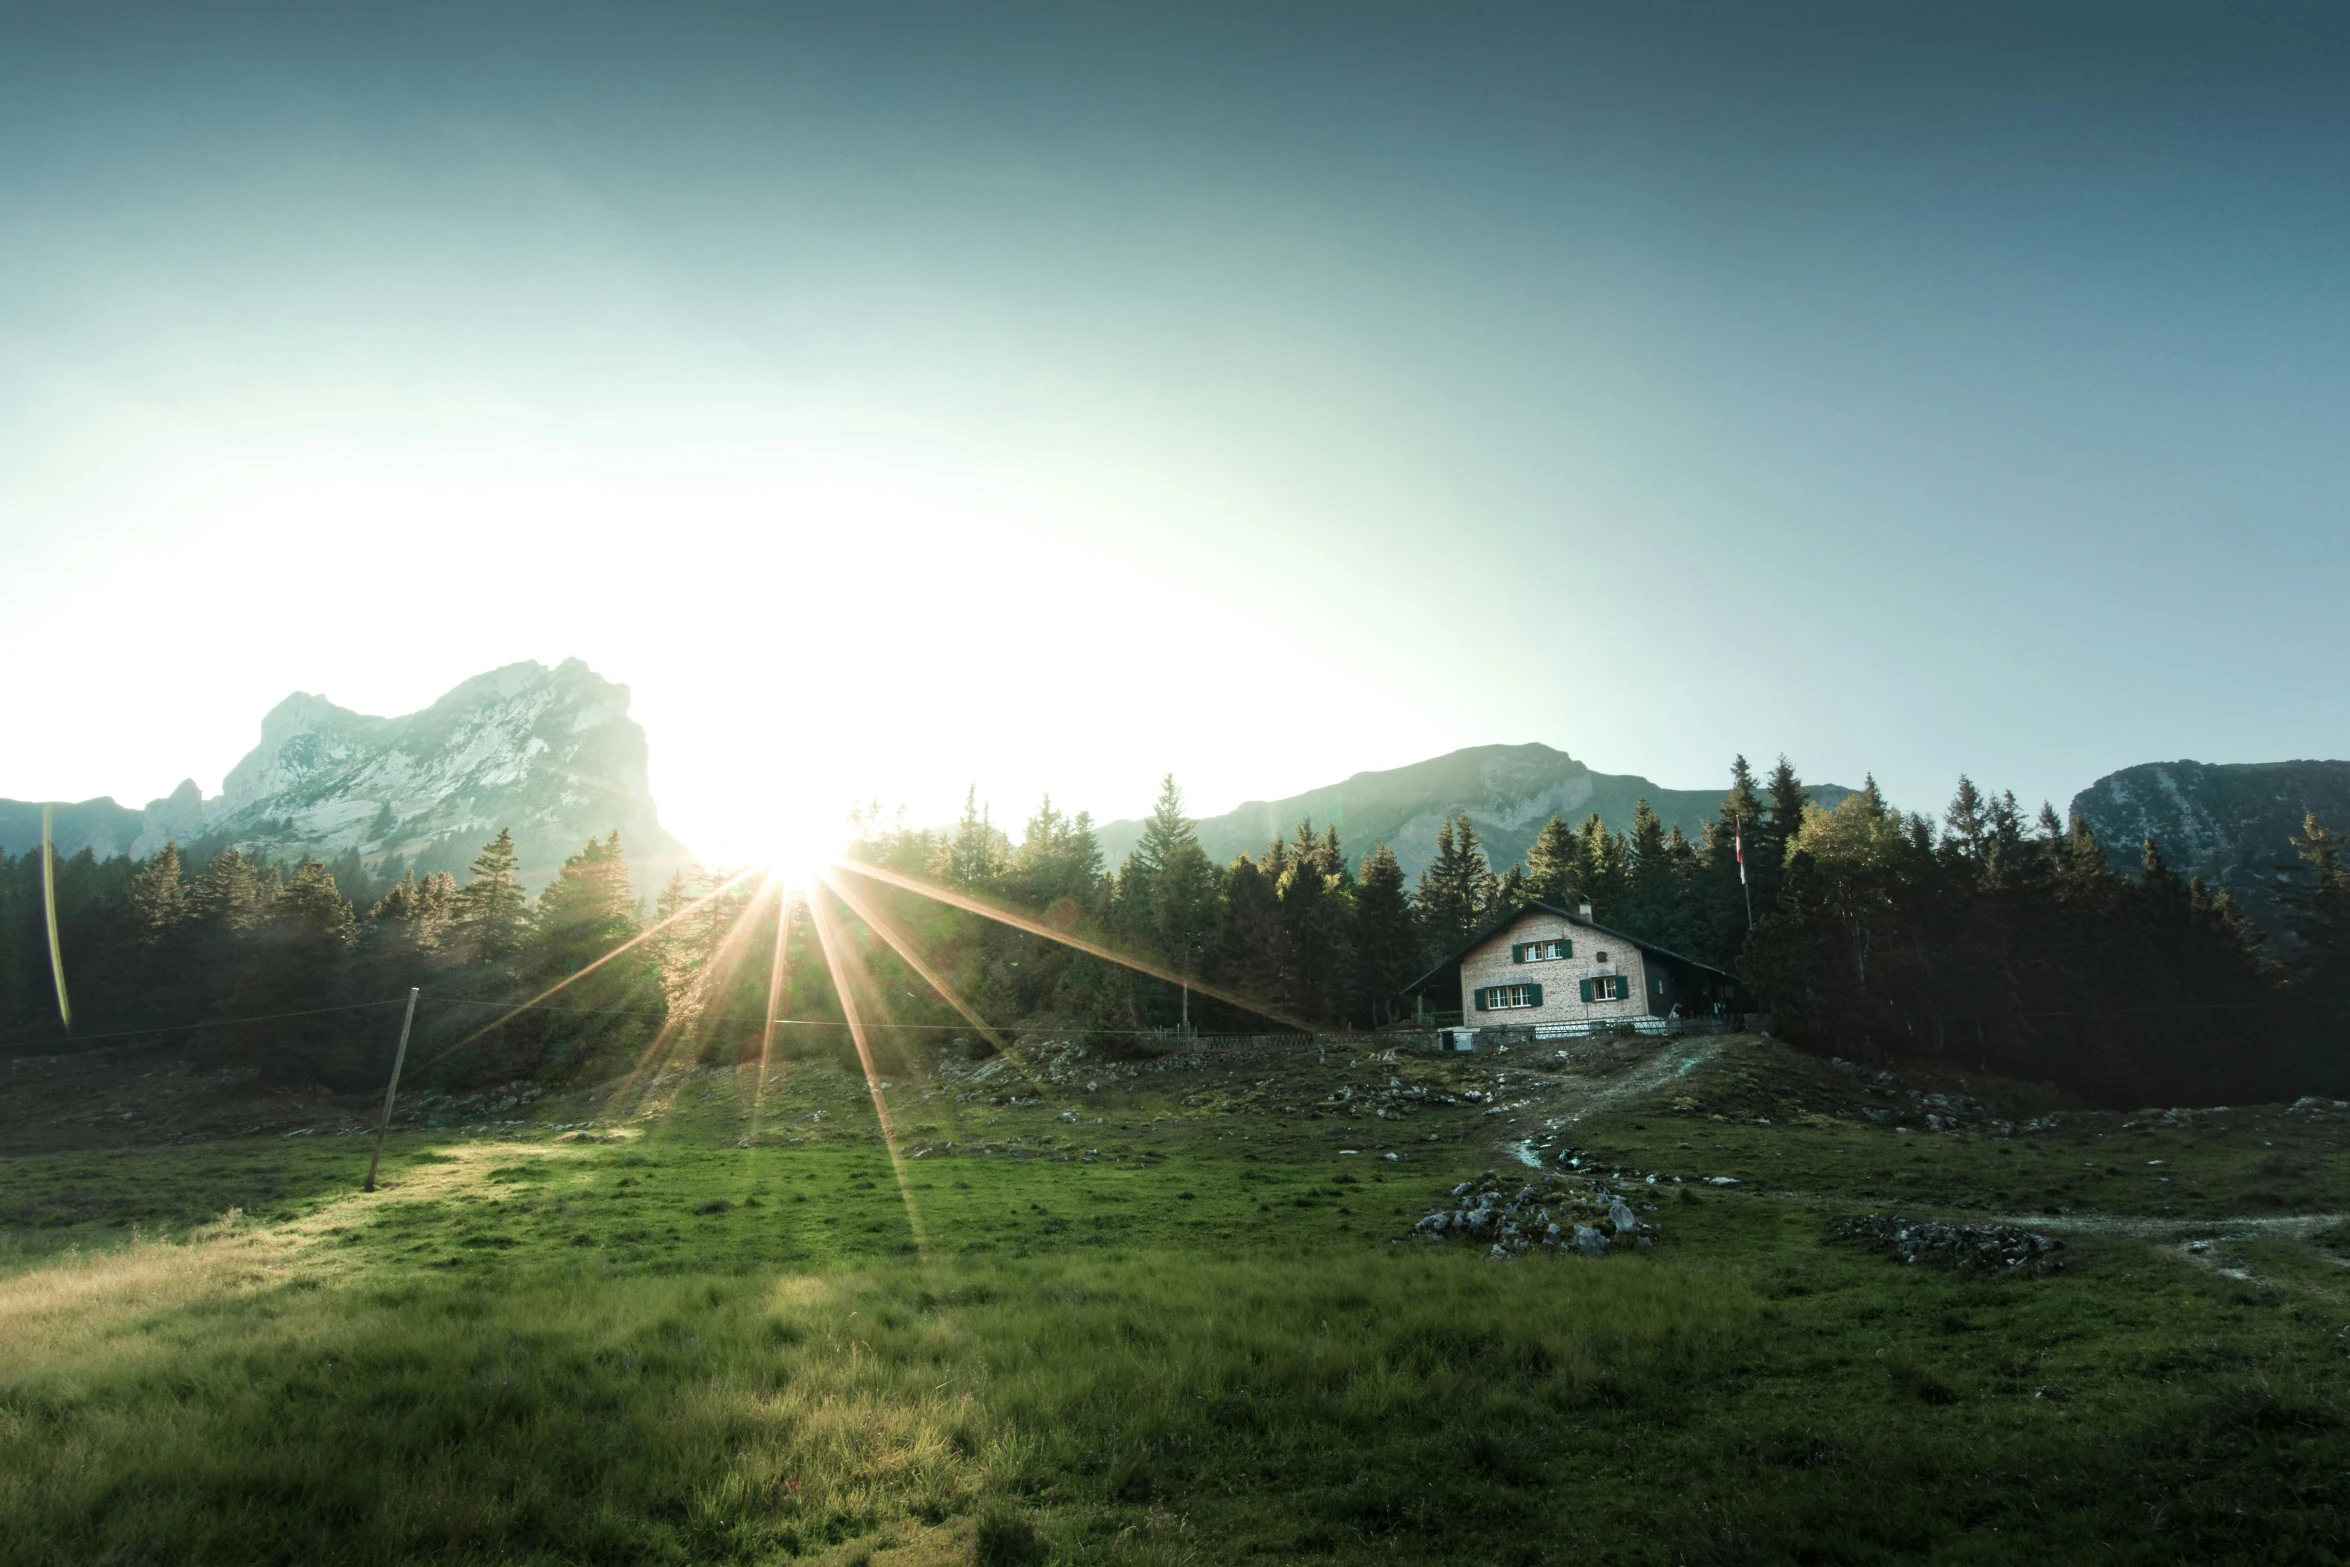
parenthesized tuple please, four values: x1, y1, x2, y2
(3, 1, 2345, 864)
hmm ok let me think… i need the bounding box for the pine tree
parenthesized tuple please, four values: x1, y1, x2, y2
(1525, 815, 1583, 908)
(1316, 824, 1346, 885)
(1755, 756, 1811, 903)
(278, 859, 357, 947)
(1622, 799, 1670, 932)
(1136, 776, 1198, 875)
(1351, 843, 1418, 1024)
(195, 847, 273, 933)
(2058, 814, 2116, 908)
(1944, 776, 1991, 863)
(1009, 796, 1105, 910)
(371, 869, 455, 954)
(1720, 756, 1765, 860)
(1219, 852, 1281, 1001)
(2281, 813, 2350, 996)
(1575, 814, 1626, 919)
(125, 844, 191, 947)
(451, 829, 529, 960)
(532, 832, 638, 975)
(945, 788, 1009, 889)
(1150, 837, 1220, 976)
(1415, 813, 1496, 956)
(1272, 836, 1349, 1020)
(1125, 779, 1217, 975)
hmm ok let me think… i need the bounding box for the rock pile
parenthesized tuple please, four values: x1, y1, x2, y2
(1837, 1214, 2064, 1274)
(1406, 1168, 1659, 1259)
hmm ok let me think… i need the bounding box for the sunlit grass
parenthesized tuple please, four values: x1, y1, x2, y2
(8, 1041, 2350, 1563)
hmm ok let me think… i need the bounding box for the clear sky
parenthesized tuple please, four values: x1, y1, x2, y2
(4, 2, 2345, 863)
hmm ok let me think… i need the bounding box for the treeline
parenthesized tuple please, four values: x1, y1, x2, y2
(1745, 780, 2348, 1106)
(6, 751, 2346, 1108)
(0, 830, 816, 1089)
(834, 764, 1792, 1034)
(844, 760, 2347, 1106)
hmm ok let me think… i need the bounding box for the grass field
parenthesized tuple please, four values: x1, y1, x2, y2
(5, 1032, 2350, 1564)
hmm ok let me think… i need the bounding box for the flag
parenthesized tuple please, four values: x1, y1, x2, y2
(1735, 816, 1747, 886)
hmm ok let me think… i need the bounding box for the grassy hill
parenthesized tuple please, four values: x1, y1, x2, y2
(5, 1030, 2348, 1563)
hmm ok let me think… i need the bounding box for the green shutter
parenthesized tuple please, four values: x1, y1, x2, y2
(1562, 939, 1572, 957)
(1527, 982, 1542, 1007)
(1510, 943, 1523, 964)
(1579, 978, 1593, 1003)
(1473, 988, 1489, 1012)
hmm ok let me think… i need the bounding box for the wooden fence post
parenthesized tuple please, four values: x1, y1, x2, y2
(364, 988, 421, 1193)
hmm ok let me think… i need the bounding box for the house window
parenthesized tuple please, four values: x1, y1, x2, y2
(1513, 937, 1570, 963)
(1582, 975, 1628, 1002)
(1481, 983, 1539, 1010)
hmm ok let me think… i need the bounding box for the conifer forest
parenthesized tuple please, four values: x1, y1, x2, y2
(7, 758, 2345, 1109)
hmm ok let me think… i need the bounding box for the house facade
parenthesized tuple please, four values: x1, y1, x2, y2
(1405, 900, 1739, 1035)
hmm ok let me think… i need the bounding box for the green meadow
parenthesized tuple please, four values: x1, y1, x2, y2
(5, 1035, 2350, 1565)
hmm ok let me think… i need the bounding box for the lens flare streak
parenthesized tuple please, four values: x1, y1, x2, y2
(618, 871, 778, 1106)
(805, 882, 931, 1260)
(816, 866, 1047, 1095)
(744, 878, 794, 1150)
(828, 857, 1318, 1035)
(417, 865, 768, 1075)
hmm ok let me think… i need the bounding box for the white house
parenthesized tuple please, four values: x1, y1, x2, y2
(1403, 899, 1739, 1044)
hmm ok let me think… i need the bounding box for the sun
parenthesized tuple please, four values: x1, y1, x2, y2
(736, 821, 850, 891)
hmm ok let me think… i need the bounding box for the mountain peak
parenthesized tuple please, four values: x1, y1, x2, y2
(1096, 743, 1843, 880)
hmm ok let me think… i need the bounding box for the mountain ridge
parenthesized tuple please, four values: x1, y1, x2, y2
(2069, 758, 2350, 935)
(0, 659, 688, 894)
(1095, 742, 1852, 881)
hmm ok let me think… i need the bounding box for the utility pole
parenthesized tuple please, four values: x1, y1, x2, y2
(364, 988, 421, 1193)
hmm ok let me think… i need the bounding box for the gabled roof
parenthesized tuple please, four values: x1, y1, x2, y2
(1402, 900, 1735, 996)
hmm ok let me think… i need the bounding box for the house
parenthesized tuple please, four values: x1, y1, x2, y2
(1402, 899, 1740, 1047)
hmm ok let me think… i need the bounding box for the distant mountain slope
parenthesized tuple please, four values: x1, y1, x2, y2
(1096, 743, 1851, 880)
(2070, 758, 2350, 930)
(0, 797, 147, 860)
(0, 659, 689, 893)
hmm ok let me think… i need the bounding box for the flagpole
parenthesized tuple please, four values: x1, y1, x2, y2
(1736, 813, 1753, 930)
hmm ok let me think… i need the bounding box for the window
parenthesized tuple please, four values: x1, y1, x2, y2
(1581, 975, 1628, 1002)
(1512, 937, 1570, 963)
(1479, 983, 1541, 1010)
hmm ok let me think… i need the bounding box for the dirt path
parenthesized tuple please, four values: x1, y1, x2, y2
(1548, 1033, 1737, 1126)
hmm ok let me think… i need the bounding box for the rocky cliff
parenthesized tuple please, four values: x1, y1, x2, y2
(2070, 758, 2350, 932)
(0, 659, 688, 893)
(1096, 743, 1851, 880)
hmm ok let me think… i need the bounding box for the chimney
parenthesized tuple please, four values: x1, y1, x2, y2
(1577, 899, 1593, 921)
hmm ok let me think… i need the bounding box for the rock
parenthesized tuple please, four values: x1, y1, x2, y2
(1572, 1225, 1608, 1258)
(1608, 1198, 1637, 1234)
(1837, 1214, 2064, 1274)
